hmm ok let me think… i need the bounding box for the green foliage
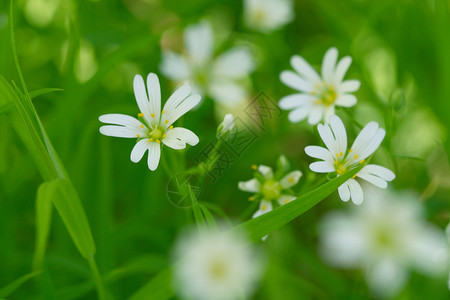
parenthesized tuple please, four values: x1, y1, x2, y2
(0, 0, 449, 299)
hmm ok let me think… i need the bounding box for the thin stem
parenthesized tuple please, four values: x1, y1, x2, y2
(87, 256, 107, 300)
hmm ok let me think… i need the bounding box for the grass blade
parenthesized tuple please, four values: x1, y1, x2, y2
(0, 271, 42, 298)
(29, 88, 64, 99)
(33, 181, 54, 271)
(50, 178, 96, 259)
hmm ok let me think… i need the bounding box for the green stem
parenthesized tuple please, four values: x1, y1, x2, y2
(87, 256, 107, 300)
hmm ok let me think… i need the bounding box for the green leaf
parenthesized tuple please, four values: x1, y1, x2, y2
(29, 88, 64, 99)
(33, 181, 55, 271)
(129, 168, 361, 300)
(50, 178, 96, 259)
(0, 271, 42, 298)
(199, 203, 217, 229)
(128, 268, 173, 300)
(0, 102, 14, 115)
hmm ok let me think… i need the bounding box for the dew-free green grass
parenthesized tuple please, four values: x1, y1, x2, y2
(1, 0, 449, 299)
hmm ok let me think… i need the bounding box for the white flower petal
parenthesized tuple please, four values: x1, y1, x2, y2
(99, 125, 143, 138)
(288, 106, 312, 123)
(277, 194, 297, 206)
(317, 122, 338, 155)
(279, 93, 313, 110)
(280, 170, 302, 188)
(258, 165, 273, 180)
(164, 94, 201, 127)
(340, 79, 360, 93)
(309, 161, 335, 173)
(213, 47, 254, 79)
(252, 200, 273, 219)
(333, 56, 352, 84)
(163, 83, 192, 114)
(184, 20, 214, 64)
(323, 105, 335, 123)
(321, 47, 338, 83)
(365, 259, 408, 298)
(329, 115, 347, 155)
(160, 51, 191, 81)
(305, 145, 334, 162)
(209, 80, 248, 107)
(347, 178, 363, 205)
(99, 114, 143, 128)
(147, 142, 161, 171)
(357, 164, 395, 188)
(351, 121, 385, 160)
(146, 73, 161, 123)
(354, 128, 385, 160)
(238, 178, 260, 193)
(130, 139, 150, 163)
(338, 181, 351, 202)
(307, 105, 323, 124)
(163, 127, 199, 150)
(133, 74, 151, 123)
(335, 94, 357, 107)
(280, 70, 311, 92)
(290, 55, 321, 83)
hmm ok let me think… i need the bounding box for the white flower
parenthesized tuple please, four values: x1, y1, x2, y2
(305, 115, 395, 205)
(238, 156, 301, 220)
(217, 113, 234, 137)
(160, 20, 255, 108)
(244, 0, 294, 33)
(99, 73, 200, 171)
(172, 226, 264, 300)
(319, 188, 449, 298)
(279, 47, 360, 124)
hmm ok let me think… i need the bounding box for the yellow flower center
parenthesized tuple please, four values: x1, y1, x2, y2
(261, 180, 281, 200)
(150, 126, 165, 140)
(314, 84, 337, 106)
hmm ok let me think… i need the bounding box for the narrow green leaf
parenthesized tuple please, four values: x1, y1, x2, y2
(33, 181, 55, 271)
(50, 178, 96, 259)
(129, 168, 361, 300)
(128, 268, 173, 300)
(0, 271, 42, 298)
(199, 203, 217, 229)
(29, 88, 64, 99)
(0, 102, 14, 115)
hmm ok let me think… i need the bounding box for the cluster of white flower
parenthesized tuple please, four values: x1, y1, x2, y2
(96, 2, 448, 299)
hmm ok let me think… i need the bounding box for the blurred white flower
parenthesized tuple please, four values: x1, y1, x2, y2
(319, 188, 449, 298)
(238, 156, 301, 221)
(244, 0, 294, 33)
(305, 115, 395, 204)
(160, 20, 255, 108)
(446, 222, 450, 290)
(280, 47, 360, 124)
(99, 73, 200, 171)
(173, 226, 264, 300)
(217, 113, 234, 137)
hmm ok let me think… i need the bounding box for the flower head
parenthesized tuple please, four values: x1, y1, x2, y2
(305, 115, 395, 204)
(244, 0, 294, 33)
(172, 226, 264, 300)
(319, 188, 449, 298)
(99, 73, 200, 171)
(280, 47, 360, 124)
(238, 155, 302, 220)
(160, 20, 255, 108)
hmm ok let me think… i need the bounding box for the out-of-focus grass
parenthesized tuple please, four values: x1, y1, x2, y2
(0, 0, 449, 299)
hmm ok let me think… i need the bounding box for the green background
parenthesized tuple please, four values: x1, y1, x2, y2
(0, 0, 449, 299)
